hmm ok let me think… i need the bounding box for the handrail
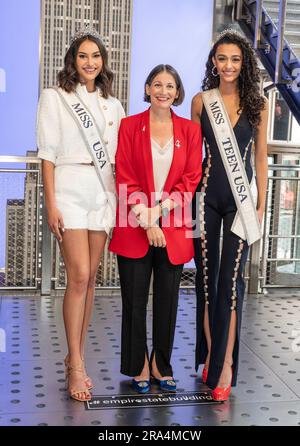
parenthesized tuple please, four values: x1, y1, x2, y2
(267, 165, 300, 171)
(268, 142, 300, 149)
(0, 161, 299, 172)
(268, 142, 300, 155)
(0, 156, 41, 163)
(1, 144, 300, 163)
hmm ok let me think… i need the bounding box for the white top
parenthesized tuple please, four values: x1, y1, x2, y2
(36, 83, 125, 165)
(151, 137, 174, 201)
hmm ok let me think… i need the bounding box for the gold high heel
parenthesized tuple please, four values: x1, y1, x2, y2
(64, 355, 93, 390)
(82, 358, 93, 390)
(66, 364, 92, 402)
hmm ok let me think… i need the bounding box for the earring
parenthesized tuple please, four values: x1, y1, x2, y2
(212, 66, 219, 77)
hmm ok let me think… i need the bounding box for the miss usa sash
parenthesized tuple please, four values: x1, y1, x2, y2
(53, 87, 116, 232)
(202, 88, 261, 245)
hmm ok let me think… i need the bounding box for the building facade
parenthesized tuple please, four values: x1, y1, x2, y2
(40, 0, 132, 112)
(5, 199, 25, 286)
(5, 152, 42, 287)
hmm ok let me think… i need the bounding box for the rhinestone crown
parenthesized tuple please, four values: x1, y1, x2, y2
(70, 25, 102, 45)
(215, 27, 243, 42)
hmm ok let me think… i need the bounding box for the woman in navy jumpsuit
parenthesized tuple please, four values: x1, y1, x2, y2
(192, 30, 269, 401)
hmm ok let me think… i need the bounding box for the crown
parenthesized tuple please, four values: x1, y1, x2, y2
(70, 25, 103, 45)
(215, 27, 243, 42)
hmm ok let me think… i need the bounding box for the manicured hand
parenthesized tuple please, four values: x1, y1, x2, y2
(146, 227, 166, 248)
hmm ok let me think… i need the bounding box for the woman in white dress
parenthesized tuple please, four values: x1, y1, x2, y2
(37, 27, 125, 401)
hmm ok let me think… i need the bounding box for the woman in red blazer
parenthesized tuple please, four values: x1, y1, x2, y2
(110, 64, 202, 393)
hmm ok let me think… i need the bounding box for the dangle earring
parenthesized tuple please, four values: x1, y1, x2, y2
(212, 65, 219, 77)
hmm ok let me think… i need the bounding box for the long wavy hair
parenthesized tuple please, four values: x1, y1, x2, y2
(57, 35, 114, 98)
(202, 30, 265, 130)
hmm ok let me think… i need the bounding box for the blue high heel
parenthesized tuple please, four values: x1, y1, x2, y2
(152, 376, 177, 392)
(131, 378, 151, 394)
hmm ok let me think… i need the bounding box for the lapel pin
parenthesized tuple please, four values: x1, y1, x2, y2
(175, 139, 181, 148)
(142, 125, 146, 132)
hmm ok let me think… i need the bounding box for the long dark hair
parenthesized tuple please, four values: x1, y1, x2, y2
(202, 30, 265, 130)
(144, 64, 185, 106)
(57, 35, 114, 98)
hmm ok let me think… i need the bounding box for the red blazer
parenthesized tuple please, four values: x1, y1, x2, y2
(109, 108, 202, 265)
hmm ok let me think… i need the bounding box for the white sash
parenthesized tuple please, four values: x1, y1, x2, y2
(202, 88, 261, 245)
(53, 87, 116, 234)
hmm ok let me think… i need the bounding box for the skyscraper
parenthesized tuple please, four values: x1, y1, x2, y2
(5, 153, 42, 287)
(5, 199, 25, 286)
(40, 0, 133, 112)
(23, 151, 42, 287)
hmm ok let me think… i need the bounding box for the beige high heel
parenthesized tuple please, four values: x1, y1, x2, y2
(66, 364, 92, 402)
(64, 355, 93, 390)
(82, 358, 93, 390)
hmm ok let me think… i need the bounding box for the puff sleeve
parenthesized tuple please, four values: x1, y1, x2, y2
(36, 88, 60, 164)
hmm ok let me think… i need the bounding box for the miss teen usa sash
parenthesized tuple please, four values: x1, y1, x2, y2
(202, 88, 261, 245)
(53, 87, 116, 233)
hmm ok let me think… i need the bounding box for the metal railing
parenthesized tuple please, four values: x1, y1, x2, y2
(0, 151, 299, 294)
(0, 156, 42, 290)
(260, 147, 300, 289)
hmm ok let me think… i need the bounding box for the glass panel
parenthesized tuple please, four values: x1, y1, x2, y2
(265, 153, 300, 286)
(273, 94, 291, 141)
(0, 169, 40, 289)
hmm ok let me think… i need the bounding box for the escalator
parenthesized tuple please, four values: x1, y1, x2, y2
(235, 0, 300, 124)
(233, 1, 300, 290)
(265, 0, 300, 58)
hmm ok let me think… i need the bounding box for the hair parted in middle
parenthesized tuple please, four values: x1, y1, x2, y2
(202, 30, 265, 130)
(144, 64, 185, 106)
(57, 35, 114, 98)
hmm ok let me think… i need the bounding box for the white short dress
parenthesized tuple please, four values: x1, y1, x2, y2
(37, 84, 125, 232)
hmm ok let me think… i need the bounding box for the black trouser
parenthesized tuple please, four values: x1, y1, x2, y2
(117, 247, 184, 377)
(193, 202, 249, 389)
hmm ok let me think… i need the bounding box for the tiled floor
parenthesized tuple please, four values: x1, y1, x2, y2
(0, 290, 300, 426)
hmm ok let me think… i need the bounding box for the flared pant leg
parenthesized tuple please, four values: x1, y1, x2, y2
(206, 211, 249, 389)
(194, 202, 222, 371)
(151, 248, 184, 376)
(117, 250, 153, 376)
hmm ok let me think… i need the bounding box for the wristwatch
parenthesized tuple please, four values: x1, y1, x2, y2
(159, 202, 170, 218)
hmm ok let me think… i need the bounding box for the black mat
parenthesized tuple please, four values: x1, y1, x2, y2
(85, 391, 221, 410)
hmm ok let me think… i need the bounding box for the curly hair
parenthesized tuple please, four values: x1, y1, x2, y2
(57, 35, 114, 98)
(202, 30, 265, 130)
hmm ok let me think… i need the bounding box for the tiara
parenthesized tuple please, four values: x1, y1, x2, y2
(215, 27, 243, 42)
(70, 25, 103, 45)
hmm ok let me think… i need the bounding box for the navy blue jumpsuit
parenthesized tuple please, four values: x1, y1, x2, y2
(193, 104, 254, 389)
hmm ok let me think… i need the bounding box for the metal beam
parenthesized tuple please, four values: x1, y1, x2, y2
(275, 0, 288, 84)
(253, 0, 269, 50)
